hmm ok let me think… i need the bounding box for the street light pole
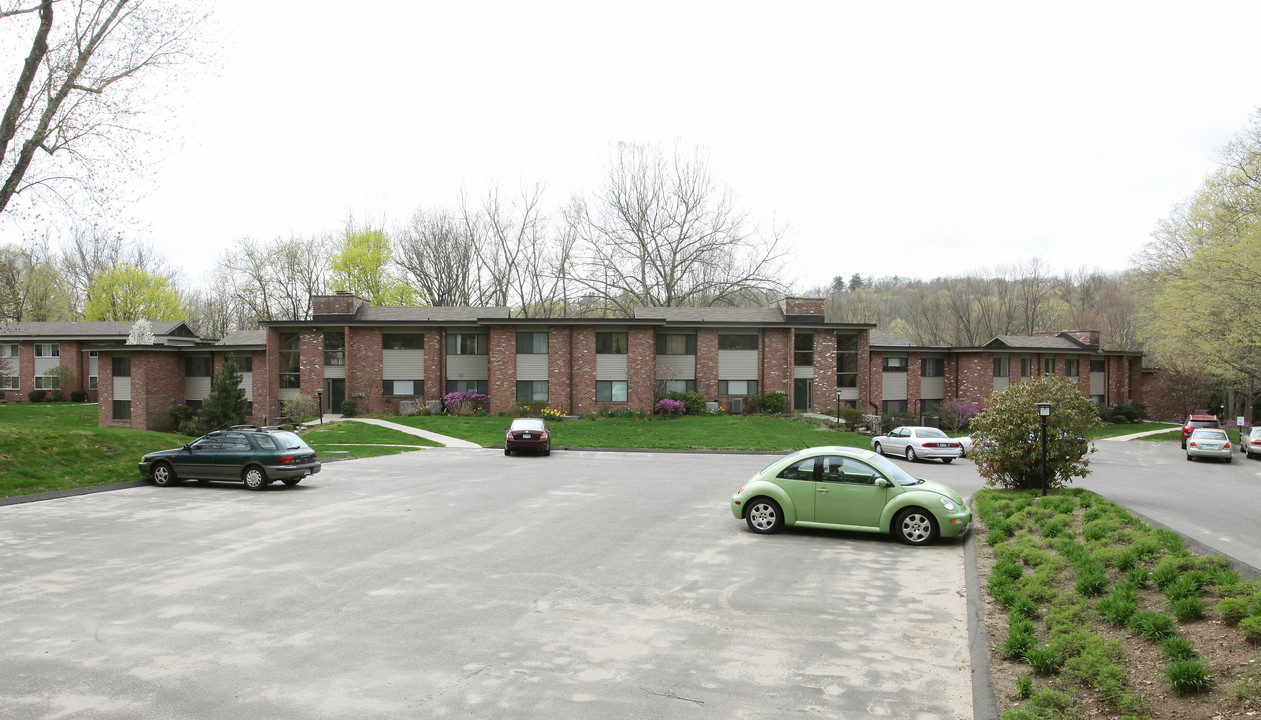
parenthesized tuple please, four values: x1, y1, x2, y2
(316, 387, 324, 425)
(1037, 402, 1052, 496)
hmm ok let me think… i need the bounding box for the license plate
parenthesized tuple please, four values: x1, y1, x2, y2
(523, 433, 532, 439)
(304, 469, 311, 476)
(936, 443, 949, 447)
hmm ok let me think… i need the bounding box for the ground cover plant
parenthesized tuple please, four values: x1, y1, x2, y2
(387, 413, 872, 451)
(976, 488, 1261, 719)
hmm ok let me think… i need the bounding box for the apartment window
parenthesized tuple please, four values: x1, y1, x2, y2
(882, 400, 908, 414)
(882, 356, 908, 372)
(921, 358, 945, 377)
(718, 380, 758, 396)
(717, 334, 757, 351)
(794, 333, 814, 366)
(383, 380, 424, 396)
(324, 331, 345, 366)
(279, 332, 300, 388)
(113, 400, 131, 420)
(993, 357, 1009, 377)
(1020, 357, 1031, 378)
(34, 343, 59, 358)
(1091, 394, 1105, 404)
(87, 350, 98, 358)
(922, 399, 941, 414)
(1043, 357, 1056, 374)
(112, 356, 131, 377)
(446, 379, 487, 394)
(517, 380, 548, 403)
(0, 375, 17, 390)
(185, 400, 203, 412)
(2, 343, 19, 358)
(656, 379, 696, 395)
(88, 376, 97, 390)
(451, 333, 488, 355)
(837, 334, 858, 388)
(1064, 359, 1079, 376)
(185, 357, 212, 377)
(596, 380, 627, 402)
(234, 356, 253, 372)
(517, 332, 549, 354)
(383, 333, 424, 350)
(657, 334, 698, 354)
(1091, 358, 1106, 373)
(596, 332, 627, 354)
(34, 376, 59, 390)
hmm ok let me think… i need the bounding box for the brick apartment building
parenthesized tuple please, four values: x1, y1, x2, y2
(0, 294, 1149, 431)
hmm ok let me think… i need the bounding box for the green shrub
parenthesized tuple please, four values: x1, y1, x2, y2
(1164, 573, 1206, 602)
(1171, 596, 1206, 622)
(1239, 616, 1261, 643)
(1001, 689, 1078, 720)
(840, 407, 862, 428)
(1075, 569, 1108, 597)
(1217, 597, 1250, 625)
(1124, 566, 1151, 588)
(1152, 561, 1181, 590)
(1025, 646, 1059, 675)
(1161, 635, 1197, 662)
(1155, 528, 1187, 554)
(27, 389, 46, 402)
(515, 400, 547, 417)
(1012, 595, 1041, 621)
(281, 395, 318, 424)
(663, 391, 707, 415)
(1003, 626, 1037, 659)
(741, 394, 764, 414)
(762, 392, 786, 414)
(339, 400, 359, 417)
(1096, 596, 1137, 626)
(1129, 611, 1177, 640)
(1165, 659, 1210, 695)
(70, 390, 87, 402)
(1014, 673, 1034, 700)
(994, 557, 1024, 582)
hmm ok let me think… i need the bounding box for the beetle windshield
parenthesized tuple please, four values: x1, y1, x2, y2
(867, 453, 921, 486)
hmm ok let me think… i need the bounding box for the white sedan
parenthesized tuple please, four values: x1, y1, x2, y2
(872, 426, 964, 463)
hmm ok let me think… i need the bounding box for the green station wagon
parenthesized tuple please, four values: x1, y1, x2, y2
(731, 446, 971, 545)
(139, 427, 321, 490)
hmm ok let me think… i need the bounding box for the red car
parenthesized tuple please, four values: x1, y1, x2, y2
(505, 418, 551, 456)
(1181, 414, 1220, 449)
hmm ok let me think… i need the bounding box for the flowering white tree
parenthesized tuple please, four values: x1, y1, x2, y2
(126, 318, 154, 345)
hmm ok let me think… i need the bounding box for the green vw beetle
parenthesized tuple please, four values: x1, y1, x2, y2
(731, 446, 971, 545)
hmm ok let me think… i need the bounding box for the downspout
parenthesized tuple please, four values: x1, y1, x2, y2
(568, 327, 574, 415)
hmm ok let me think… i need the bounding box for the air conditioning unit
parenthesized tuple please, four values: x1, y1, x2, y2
(730, 397, 744, 414)
(705, 401, 719, 414)
(426, 400, 442, 413)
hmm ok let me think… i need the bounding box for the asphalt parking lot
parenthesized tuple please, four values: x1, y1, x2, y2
(1, 449, 974, 719)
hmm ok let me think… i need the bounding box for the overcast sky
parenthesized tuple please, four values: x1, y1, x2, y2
(16, 1, 1261, 293)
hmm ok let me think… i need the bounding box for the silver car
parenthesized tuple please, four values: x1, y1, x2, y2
(1186, 428, 1233, 463)
(1242, 428, 1261, 459)
(872, 426, 963, 463)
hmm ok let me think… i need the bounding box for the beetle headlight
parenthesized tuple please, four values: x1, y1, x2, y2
(939, 496, 956, 511)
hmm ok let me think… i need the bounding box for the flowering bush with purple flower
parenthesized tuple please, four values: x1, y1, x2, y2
(654, 398, 686, 416)
(443, 392, 488, 416)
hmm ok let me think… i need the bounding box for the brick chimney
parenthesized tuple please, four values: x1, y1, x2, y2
(774, 297, 825, 316)
(312, 292, 369, 317)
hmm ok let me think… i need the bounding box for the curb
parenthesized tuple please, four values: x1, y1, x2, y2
(0, 479, 148, 507)
(963, 505, 998, 720)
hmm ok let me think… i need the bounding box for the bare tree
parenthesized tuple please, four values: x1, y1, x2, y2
(213, 234, 328, 326)
(566, 143, 790, 316)
(58, 224, 170, 314)
(1, 0, 204, 218)
(396, 207, 477, 306)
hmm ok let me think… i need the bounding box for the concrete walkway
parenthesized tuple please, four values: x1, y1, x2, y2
(1098, 423, 1181, 441)
(304, 414, 483, 448)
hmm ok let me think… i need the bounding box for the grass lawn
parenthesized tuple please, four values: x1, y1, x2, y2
(387, 413, 873, 451)
(302, 421, 436, 459)
(1086, 422, 1180, 440)
(0, 403, 193, 498)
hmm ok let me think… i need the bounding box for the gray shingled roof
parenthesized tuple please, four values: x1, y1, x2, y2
(217, 329, 266, 346)
(986, 335, 1082, 350)
(357, 306, 511, 323)
(869, 330, 915, 347)
(0, 320, 190, 339)
(633, 306, 786, 323)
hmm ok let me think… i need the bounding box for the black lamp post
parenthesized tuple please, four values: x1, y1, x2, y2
(836, 391, 843, 426)
(1036, 402, 1052, 496)
(316, 387, 324, 425)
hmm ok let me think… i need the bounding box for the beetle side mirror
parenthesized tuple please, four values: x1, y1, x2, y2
(874, 478, 888, 488)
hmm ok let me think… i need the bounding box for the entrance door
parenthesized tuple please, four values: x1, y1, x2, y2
(325, 379, 346, 413)
(794, 378, 812, 412)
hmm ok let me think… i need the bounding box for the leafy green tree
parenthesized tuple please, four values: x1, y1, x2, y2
(328, 229, 413, 306)
(194, 355, 249, 433)
(83, 264, 185, 321)
(969, 374, 1102, 491)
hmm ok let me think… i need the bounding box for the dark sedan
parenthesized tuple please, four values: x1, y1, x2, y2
(505, 418, 551, 456)
(139, 427, 321, 490)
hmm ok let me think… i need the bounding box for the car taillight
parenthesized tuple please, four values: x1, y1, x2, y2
(1188, 442, 1197, 448)
(277, 455, 295, 464)
(506, 432, 513, 441)
(540, 432, 549, 440)
(1225, 442, 1232, 449)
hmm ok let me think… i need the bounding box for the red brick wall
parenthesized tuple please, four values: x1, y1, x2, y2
(60, 341, 84, 395)
(300, 329, 323, 399)
(1107, 356, 1130, 404)
(549, 327, 572, 414)
(13, 341, 33, 402)
(869, 351, 883, 412)
(132, 353, 184, 431)
(426, 331, 443, 402)
(571, 327, 596, 414)
(943, 354, 959, 400)
(857, 331, 871, 412)
(628, 326, 656, 412)
(347, 327, 384, 412)
(697, 328, 718, 400)
(761, 329, 791, 397)
(957, 354, 991, 405)
(97, 351, 117, 427)
(812, 332, 838, 412)
(263, 327, 282, 423)
(1129, 358, 1144, 405)
(907, 352, 922, 416)
(487, 325, 516, 414)
(1076, 354, 1090, 398)
(775, 298, 825, 316)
